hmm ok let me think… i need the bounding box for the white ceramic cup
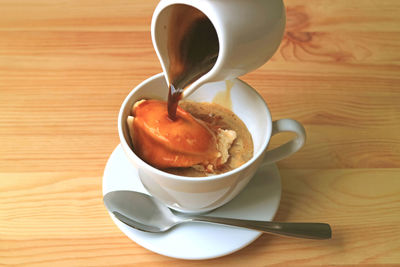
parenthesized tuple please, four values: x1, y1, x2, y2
(118, 73, 306, 213)
(151, 0, 286, 98)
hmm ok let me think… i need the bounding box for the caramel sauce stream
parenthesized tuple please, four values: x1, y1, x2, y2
(166, 4, 219, 120)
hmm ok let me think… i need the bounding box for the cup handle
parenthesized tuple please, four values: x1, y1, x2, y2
(263, 119, 306, 164)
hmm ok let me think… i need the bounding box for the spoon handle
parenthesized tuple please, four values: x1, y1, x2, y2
(187, 215, 332, 239)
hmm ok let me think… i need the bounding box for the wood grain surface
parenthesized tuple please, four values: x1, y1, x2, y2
(1, 0, 399, 266)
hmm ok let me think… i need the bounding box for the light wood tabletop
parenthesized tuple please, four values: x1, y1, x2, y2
(1, 0, 399, 265)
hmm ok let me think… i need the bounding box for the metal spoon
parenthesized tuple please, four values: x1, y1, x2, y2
(103, 190, 332, 239)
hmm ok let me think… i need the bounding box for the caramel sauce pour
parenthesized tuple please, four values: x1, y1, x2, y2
(166, 4, 219, 120)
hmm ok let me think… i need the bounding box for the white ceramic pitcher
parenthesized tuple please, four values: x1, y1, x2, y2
(151, 0, 286, 98)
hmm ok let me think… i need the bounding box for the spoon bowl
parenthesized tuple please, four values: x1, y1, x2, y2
(104, 190, 332, 239)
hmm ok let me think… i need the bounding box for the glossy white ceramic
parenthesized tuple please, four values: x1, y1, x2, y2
(102, 145, 282, 260)
(151, 0, 286, 98)
(118, 73, 305, 213)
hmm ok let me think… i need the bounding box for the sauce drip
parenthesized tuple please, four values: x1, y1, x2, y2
(166, 4, 219, 120)
(212, 80, 234, 110)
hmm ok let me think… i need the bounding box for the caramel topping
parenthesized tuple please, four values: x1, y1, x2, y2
(130, 99, 220, 169)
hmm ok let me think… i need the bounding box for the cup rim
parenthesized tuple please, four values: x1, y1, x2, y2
(118, 73, 272, 182)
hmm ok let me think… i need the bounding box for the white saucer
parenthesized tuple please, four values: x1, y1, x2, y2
(103, 144, 281, 260)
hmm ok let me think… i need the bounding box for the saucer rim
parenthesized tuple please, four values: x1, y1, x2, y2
(103, 144, 281, 260)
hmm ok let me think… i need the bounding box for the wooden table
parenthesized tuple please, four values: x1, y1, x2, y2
(1, 0, 399, 265)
